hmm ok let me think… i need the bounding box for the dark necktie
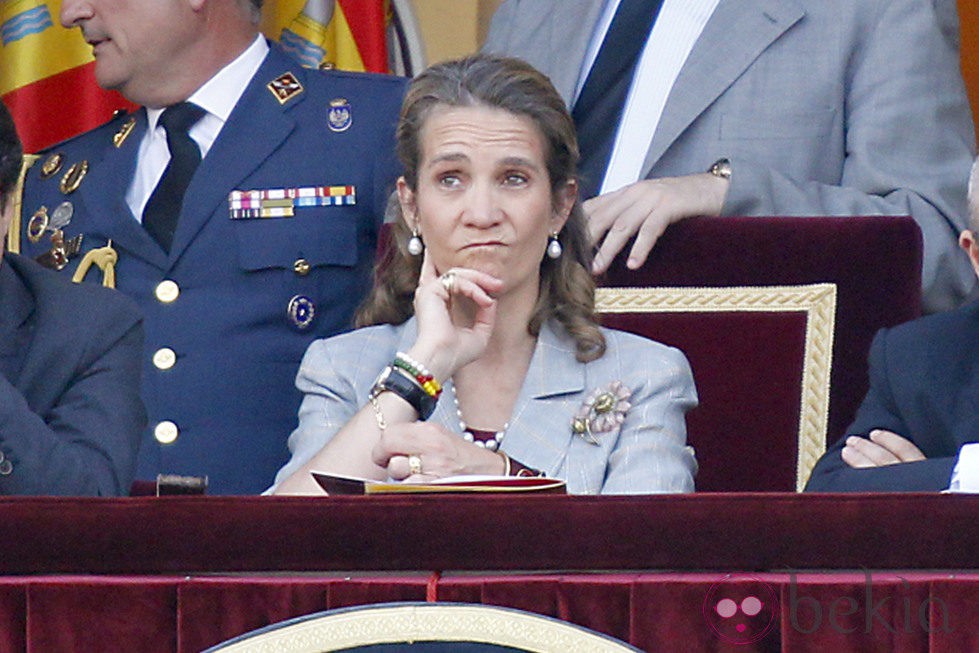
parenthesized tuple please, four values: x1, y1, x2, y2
(143, 102, 206, 252)
(572, 0, 665, 199)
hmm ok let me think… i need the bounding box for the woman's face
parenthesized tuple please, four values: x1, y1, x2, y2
(398, 104, 575, 300)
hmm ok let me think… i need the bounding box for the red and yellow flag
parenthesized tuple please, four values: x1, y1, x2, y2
(0, 1, 391, 153)
(261, 0, 390, 73)
(0, 0, 134, 153)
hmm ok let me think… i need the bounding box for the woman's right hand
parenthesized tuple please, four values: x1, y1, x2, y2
(408, 251, 502, 381)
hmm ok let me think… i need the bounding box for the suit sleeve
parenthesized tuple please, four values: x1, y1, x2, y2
(805, 329, 957, 492)
(0, 308, 145, 496)
(723, 0, 976, 313)
(601, 340, 698, 494)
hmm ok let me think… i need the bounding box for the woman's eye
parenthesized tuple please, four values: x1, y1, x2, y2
(438, 174, 461, 188)
(503, 173, 528, 186)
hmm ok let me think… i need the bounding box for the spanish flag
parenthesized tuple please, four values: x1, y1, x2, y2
(0, 0, 134, 152)
(262, 0, 390, 73)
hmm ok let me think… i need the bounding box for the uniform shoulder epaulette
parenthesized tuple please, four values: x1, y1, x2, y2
(33, 108, 137, 155)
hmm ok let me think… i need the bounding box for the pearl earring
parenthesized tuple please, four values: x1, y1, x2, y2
(407, 227, 424, 256)
(546, 232, 562, 259)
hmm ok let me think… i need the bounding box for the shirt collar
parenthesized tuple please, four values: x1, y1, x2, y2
(145, 34, 269, 132)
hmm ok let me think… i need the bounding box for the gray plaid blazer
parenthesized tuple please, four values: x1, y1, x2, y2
(273, 319, 697, 494)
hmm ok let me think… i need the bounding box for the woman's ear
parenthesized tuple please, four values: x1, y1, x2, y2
(396, 177, 418, 230)
(551, 178, 577, 232)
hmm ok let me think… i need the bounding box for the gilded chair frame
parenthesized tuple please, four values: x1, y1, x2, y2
(596, 284, 837, 491)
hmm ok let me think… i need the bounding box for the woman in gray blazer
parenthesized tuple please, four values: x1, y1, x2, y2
(272, 55, 697, 495)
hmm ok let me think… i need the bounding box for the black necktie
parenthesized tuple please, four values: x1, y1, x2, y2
(572, 0, 665, 199)
(143, 102, 206, 252)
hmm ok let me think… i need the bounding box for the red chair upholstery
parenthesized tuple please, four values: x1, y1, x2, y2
(598, 216, 923, 492)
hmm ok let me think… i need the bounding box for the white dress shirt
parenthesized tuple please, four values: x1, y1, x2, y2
(576, 0, 720, 195)
(947, 443, 979, 492)
(126, 35, 269, 222)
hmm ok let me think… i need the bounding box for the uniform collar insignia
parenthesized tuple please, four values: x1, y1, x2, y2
(267, 72, 304, 104)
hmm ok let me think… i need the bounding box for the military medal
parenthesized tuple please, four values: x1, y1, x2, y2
(113, 117, 136, 148)
(328, 98, 352, 132)
(267, 72, 304, 104)
(287, 295, 315, 329)
(35, 232, 84, 271)
(50, 201, 74, 230)
(40, 153, 64, 179)
(60, 160, 89, 194)
(27, 206, 50, 243)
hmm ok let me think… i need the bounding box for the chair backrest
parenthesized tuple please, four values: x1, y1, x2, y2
(204, 602, 641, 652)
(599, 216, 922, 491)
(598, 284, 835, 491)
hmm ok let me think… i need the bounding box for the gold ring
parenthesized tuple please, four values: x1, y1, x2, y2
(408, 454, 423, 476)
(439, 272, 455, 293)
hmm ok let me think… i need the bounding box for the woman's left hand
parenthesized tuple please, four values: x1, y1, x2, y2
(371, 420, 506, 482)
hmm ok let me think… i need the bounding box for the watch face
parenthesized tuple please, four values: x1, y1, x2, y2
(370, 366, 393, 400)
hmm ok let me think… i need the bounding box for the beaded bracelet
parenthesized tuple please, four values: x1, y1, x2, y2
(394, 351, 442, 399)
(370, 365, 437, 420)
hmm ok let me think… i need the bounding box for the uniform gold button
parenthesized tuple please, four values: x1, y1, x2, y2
(154, 421, 179, 444)
(155, 280, 180, 303)
(152, 347, 177, 370)
(293, 258, 311, 276)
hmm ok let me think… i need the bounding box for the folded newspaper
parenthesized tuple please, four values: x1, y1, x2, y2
(312, 471, 566, 495)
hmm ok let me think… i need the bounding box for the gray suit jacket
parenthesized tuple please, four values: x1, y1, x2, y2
(483, 0, 978, 313)
(272, 319, 698, 494)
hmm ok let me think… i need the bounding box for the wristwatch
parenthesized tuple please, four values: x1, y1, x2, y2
(708, 158, 732, 180)
(370, 365, 436, 420)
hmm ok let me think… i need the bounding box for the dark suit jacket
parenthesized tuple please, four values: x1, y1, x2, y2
(20, 43, 407, 493)
(0, 253, 144, 495)
(806, 300, 979, 491)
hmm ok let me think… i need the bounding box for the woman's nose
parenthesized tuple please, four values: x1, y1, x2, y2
(464, 184, 501, 227)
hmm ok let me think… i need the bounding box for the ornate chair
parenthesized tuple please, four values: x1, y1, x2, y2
(598, 216, 922, 491)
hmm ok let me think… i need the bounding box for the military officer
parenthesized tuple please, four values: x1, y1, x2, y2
(18, 0, 406, 493)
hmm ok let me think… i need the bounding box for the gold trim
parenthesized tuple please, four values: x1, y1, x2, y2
(6, 153, 40, 255)
(595, 284, 836, 491)
(212, 603, 637, 652)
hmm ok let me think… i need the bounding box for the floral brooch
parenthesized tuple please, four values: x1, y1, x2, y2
(572, 381, 632, 444)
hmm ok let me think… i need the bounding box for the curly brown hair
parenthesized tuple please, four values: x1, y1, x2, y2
(356, 54, 605, 363)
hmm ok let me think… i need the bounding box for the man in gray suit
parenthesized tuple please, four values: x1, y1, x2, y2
(483, 0, 977, 313)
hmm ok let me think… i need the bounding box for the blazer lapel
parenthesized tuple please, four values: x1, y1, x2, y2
(545, 0, 607, 105)
(498, 322, 584, 476)
(641, 0, 805, 176)
(72, 111, 168, 268)
(168, 47, 298, 264)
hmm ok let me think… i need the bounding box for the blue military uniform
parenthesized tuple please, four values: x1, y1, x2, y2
(19, 43, 407, 494)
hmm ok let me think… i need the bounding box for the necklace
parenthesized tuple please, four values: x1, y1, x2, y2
(448, 381, 507, 451)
